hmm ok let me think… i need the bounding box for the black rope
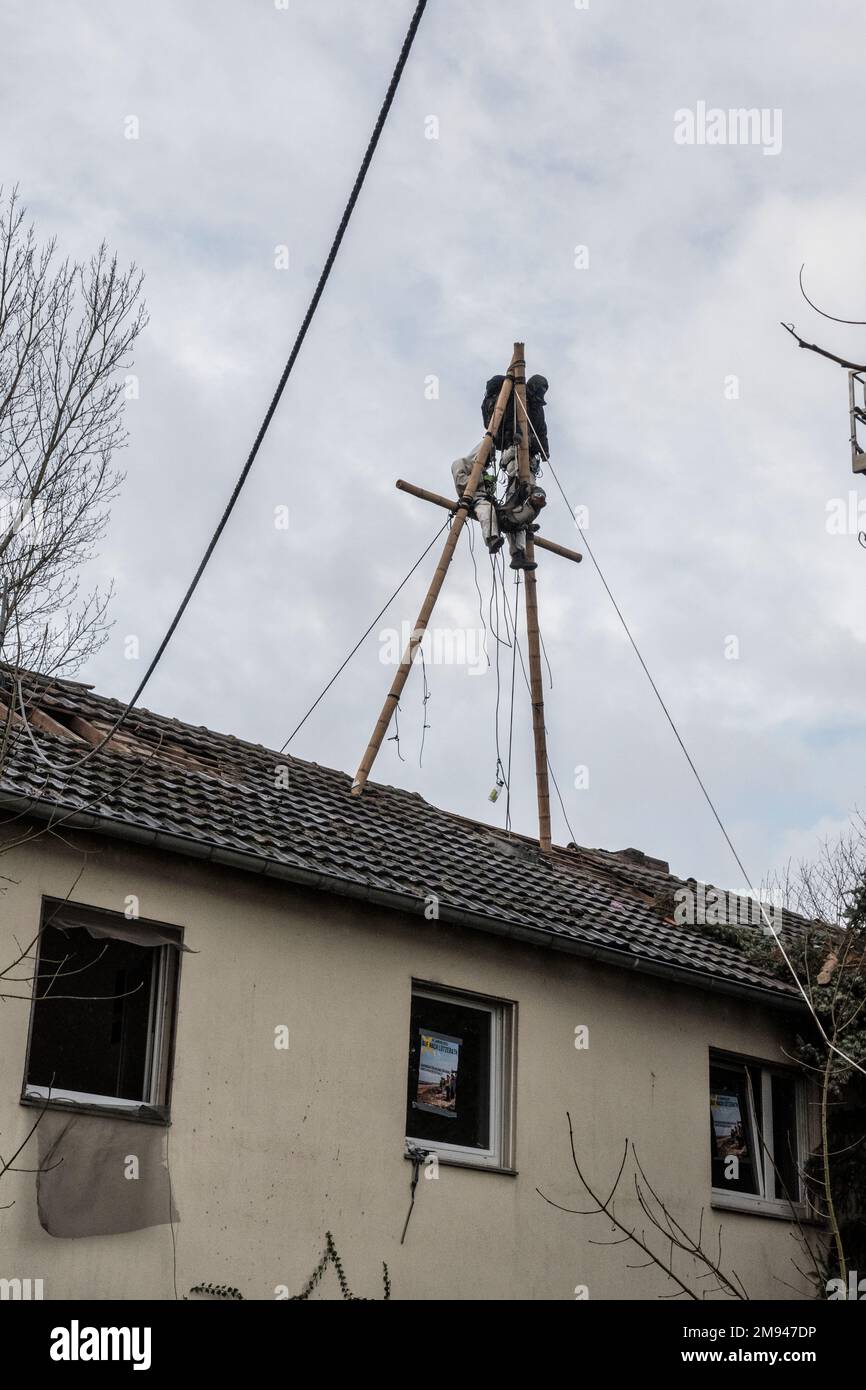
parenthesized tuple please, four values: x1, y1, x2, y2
(85, 0, 431, 755)
(388, 702, 405, 762)
(280, 517, 448, 751)
(401, 1149, 426, 1244)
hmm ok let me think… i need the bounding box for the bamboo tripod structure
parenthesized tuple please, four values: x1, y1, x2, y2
(514, 354, 551, 850)
(350, 342, 581, 854)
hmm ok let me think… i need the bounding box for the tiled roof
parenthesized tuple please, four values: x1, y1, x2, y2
(0, 673, 807, 1007)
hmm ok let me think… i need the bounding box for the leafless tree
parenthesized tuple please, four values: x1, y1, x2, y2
(0, 192, 146, 1204)
(538, 1114, 830, 1300)
(782, 266, 866, 372)
(762, 813, 866, 928)
(0, 186, 146, 708)
(538, 1116, 751, 1300)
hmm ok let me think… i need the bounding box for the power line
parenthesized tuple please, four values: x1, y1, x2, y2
(73, 0, 430, 764)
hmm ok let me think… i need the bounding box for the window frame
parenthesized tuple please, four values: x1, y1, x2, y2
(709, 1049, 811, 1221)
(405, 981, 517, 1173)
(21, 899, 183, 1125)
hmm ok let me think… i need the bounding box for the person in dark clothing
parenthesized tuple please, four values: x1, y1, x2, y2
(525, 374, 549, 459)
(480, 375, 513, 451)
(480, 373, 550, 460)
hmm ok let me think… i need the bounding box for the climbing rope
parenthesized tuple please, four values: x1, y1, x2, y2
(280, 517, 449, 750)
(513, 391, 866, 1076)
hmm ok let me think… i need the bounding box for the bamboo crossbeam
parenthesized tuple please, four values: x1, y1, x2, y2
(394, 480, 583, 564)
(350, 345, 523, 797)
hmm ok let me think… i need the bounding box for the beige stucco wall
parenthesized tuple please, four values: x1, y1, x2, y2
(0, 829, 820, 1301)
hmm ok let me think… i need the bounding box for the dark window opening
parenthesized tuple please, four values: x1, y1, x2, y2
(24, 904, 180, 1112)
(710, 1055, 802, 1205)
(406, 992, 493, 1153)
(27, 926, 153, 1101)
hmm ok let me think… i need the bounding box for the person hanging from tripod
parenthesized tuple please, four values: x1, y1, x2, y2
(496, 442, 546, 571)
(450, 373, 550, 568)
(450, 442, 504, 555)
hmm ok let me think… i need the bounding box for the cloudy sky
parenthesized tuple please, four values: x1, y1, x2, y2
(4, 0, 865, 889)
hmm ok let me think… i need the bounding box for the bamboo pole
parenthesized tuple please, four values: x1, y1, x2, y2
(513, 350, 552, 851)
(350, 344, 523, 796)
(394, 479, 583, 564)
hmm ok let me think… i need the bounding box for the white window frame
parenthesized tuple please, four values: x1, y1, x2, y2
(23, 935, 178, 1116)
(405, 983, 516, 1172)
(710, 1052, 810, 1220)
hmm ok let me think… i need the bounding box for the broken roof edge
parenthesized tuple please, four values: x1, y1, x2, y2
(0, 787, 806, 1014)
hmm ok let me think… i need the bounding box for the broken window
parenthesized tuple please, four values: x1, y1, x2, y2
(710, 1053, 805, 1214)
(22, 899, 182, 1119)
(405, 984, 515, 1170)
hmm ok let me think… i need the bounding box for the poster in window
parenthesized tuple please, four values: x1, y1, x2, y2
(710, 1086, 750, 1161)
(415, 1029, 461, 1118)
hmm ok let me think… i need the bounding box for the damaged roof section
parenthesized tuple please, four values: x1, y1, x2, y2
(0, 671, 808, 1007)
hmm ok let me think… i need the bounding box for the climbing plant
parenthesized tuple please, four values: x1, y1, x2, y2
(187, 1231, 391, 1302)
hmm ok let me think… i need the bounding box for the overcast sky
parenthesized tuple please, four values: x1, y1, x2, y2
(4, 0, 865, 889)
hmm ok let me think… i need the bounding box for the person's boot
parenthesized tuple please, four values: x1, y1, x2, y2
(509, 548, 537, 572)
(486, 535, 504, 554)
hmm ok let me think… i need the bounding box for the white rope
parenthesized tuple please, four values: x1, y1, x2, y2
(514, 392, 866, 1078)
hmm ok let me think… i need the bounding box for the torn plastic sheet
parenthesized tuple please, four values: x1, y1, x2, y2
(46, 900, 191, 951)
(36, 1111, 178, 1238)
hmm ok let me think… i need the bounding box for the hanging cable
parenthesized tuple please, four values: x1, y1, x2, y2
(465, 519, 490, 667)
(418, 644, 431, 767)
(514, 392, 866, 1077)
(504, 561, 520, 833)
(490, 553, 509, 801)
(499, 574, 579, 847)
(388, 702, 405, 762)
(539, 628, 554, 691)
(59, 0, 431, 772)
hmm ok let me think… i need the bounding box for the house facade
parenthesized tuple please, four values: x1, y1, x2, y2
(0, 676, 821, 1301)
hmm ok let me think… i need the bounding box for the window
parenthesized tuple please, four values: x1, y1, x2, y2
(709, 1053, 807, 1217)
(405, 983, 515, 1171)
(22, 899, 182, 1121)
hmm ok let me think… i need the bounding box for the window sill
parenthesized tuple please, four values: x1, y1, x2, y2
(21, 1090, 170, 1126)
(711, 1190, 817, 1224)
(404, 1149, 517, 1177)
